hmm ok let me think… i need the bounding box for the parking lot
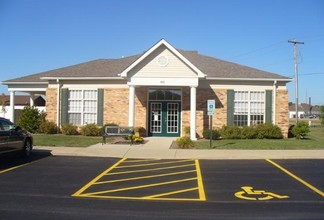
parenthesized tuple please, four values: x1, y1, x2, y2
(0, 152, 323, 219)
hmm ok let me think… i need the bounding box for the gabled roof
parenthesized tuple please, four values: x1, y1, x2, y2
(120, 39, 206, 78)
(2, 39, 291, 84)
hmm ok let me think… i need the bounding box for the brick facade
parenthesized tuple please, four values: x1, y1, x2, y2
(276, 89, 289, 138)
(45, 87, 289, 138)
(45, 88, 57, 123)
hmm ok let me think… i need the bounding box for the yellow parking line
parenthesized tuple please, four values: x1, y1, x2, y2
(266, 159, 324, 197)
(106, 163, 195, 176)
(94, 170, 196, 185)
(0, 163, 29, 174)
(116, 159, 194, 169)
(144, 187, 199, 199)
(72, 158, 126, 197)
(195, 159, 206, 201)
(122, 159, 161, 163)
(0, 159, 42, 174)
(82, 177, 197, 196)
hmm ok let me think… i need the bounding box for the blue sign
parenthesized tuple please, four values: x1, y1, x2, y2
(207, 100, 215, 116)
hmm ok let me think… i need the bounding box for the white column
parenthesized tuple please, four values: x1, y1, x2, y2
(128, 85, 135, 127)
(57, 79, 60, 128)
(29, 93, 35, 106)
(9, 91, 15, 122)
(190, 86, 197, 141)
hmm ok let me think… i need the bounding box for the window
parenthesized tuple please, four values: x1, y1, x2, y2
(68, 90, 97, 125)
(234, 91, 265, 126)
(148, 89, 181, 101)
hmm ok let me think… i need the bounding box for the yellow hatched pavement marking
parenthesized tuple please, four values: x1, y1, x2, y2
(94, 170, 196, 185)
(72, 158, 126, 197)
(73, 158, 206, 201)
(82, 177, 197, 196)
(116, 159, 194, 169)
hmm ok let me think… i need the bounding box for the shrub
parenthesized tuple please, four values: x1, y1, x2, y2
(61, 123, 78, 135)
(240, 126, 258, 139)
(176, 137, 194, 149)
(132, 135, 144, 143)
(256, 123, 283, 139)
(17, 106, 46, 133)
(134, 126, 146, 137)
(80, 123, 101, 136)
(38, 120, 58, 134)
(292, 121, 310, 139)
(219, 126, 241, 139)
(202, 129, 220, 140)
(184, 127, 190, 136)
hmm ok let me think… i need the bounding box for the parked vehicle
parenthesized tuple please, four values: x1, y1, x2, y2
(0, 117, 33, 157)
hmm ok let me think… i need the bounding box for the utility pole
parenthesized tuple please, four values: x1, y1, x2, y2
(288, 39, 304, 124)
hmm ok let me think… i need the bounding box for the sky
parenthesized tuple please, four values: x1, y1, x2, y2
(1, 0, 324, 105)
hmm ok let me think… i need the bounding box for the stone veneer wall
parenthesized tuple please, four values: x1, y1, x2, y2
(45, 88, 57, 123)
(276, 89, 289, 138)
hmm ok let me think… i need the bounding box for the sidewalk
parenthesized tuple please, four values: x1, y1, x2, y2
(33, 137, 324, 160)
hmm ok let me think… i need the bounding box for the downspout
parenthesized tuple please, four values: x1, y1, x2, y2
(56, 79, 60, 131)
(273, 80, 277, 125)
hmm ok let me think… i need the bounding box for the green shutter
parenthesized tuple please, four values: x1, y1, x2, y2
(61, 88, 68, 124)
(227, 90, 234, 126)
(97, 89, 104, 126)
(265, 90, 273, 123)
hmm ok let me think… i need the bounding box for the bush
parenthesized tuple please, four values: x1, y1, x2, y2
(202, 129, 220, 140)
(240, 126, 258, 139)
(292, 121, 310, 139)
(80, 123, 101, 136)
(132, 135, 144, 143)
(17, 106, 46, 133)
(184, 127, 190, 136)
(38, 120, 58, 134)
(219, 126, 241, 139)
(61, 123, 78, 135)
(134, 126, 146, 137)
(256, 123, 283, 139)
(176, 137, 194, 149)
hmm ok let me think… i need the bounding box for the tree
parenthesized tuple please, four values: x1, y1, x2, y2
(320, 106, 324, 125)
(17, 106, 46, 133)
(0, 93, 7, 117)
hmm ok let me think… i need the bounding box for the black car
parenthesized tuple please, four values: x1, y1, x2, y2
(0, 117, 33, 157)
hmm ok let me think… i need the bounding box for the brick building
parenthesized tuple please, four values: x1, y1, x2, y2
(2, 39, 291, 139)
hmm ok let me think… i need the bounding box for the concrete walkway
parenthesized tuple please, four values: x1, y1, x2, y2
(33, 137, 324, 160)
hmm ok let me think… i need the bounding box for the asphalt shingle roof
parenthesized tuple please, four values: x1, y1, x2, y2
(3, 48, 290, 84)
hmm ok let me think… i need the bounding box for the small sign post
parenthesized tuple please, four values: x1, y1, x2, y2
(207, 100, 215, 148)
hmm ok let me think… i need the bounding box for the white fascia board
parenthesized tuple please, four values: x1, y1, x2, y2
(41, 77, 123, 80)
(2, 81, 48, 85)
(120, 39, 206, 78)
(206, 77, 292, 82)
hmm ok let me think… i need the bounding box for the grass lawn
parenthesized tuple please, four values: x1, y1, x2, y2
(33, 126, 324, 149)
(194, 126, 324, 150)
(33, 134, 103, 148)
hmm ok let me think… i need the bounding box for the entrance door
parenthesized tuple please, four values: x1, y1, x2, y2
(148, 101, 181, 137)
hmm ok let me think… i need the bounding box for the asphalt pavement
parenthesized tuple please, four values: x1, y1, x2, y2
(33, 137, 324, 159)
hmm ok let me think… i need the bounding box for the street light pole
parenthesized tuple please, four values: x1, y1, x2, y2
(288, 39, 304, 124)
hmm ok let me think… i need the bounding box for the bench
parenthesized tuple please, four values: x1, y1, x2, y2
(102, 126, 134, 145)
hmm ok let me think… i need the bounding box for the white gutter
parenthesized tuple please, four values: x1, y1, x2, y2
(206, 77, 292, 82)
(41, 77, 124, 80)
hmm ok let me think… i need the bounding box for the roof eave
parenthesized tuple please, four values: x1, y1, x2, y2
(205, 77, 293, 82)
(40, 76, 124, 80)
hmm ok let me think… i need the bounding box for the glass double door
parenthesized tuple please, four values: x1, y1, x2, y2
(148, 101, 181, 137)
